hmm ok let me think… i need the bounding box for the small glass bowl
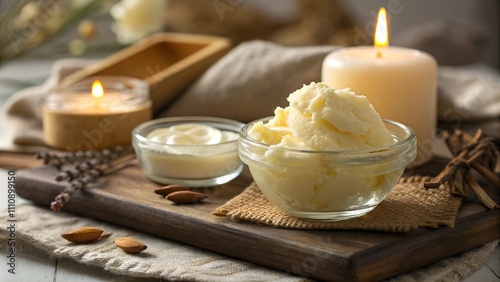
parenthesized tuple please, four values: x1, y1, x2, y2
(239, 118, 416, 221)
(133, 116, 244, 187)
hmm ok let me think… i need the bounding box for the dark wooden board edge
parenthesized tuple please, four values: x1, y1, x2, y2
(352, 210, 500, 281)
(15, 166, 500, 282)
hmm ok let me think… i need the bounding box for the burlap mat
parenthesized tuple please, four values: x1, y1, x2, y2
(213, 176, 463, 232)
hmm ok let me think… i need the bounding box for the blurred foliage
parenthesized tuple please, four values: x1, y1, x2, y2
(0, 0, 116, 65)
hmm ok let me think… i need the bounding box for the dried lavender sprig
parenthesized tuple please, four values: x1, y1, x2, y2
(54, 147, 134, 181)
(35, 151, 100, 168)
(55, 158, 108, 181)
(36, 146, 133, 169)
(50, 155, 136, 211)
(56, 151, 135, 182)
(51, 174, 96, 211)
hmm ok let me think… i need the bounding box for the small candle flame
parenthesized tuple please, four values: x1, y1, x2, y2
(92, 80, 104, 98)
(374, 7, 389, 49)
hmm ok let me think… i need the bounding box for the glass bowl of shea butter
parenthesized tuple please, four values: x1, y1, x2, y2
(238, 83, 416, 221)
(133, 117, 244, 187)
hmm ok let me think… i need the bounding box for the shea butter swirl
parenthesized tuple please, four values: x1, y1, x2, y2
(146, 123, 238, 145)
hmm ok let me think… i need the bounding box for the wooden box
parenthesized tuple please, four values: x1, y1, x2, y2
(60, 33, 232, 112)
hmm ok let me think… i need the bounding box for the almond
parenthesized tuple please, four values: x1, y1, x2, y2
(154, 184, 190, 196)
(115, 237, 147, 253)
(61, 227, 103, 244)
(166, 190, 208, 204)
(99, 232, 113, 240)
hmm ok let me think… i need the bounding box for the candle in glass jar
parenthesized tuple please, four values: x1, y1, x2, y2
(43, 76, 152, 151)
(321, 8, 437, 166)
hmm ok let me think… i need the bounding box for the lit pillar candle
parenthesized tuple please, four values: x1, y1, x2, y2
(43, 76, 152, 151)
(321, 8, 437, 166)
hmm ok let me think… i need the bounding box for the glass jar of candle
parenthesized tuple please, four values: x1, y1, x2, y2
(43, 76, 152, 151)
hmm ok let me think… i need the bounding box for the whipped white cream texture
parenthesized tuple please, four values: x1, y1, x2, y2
(248, 82, 395, 150)
(147, 123, 238, 146)
(141, 123, 241, 180)
(242, 82, 402, 215)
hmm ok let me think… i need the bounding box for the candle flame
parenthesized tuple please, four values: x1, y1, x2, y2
(92, 80, 104, 98)
(374, 7, 389, 48)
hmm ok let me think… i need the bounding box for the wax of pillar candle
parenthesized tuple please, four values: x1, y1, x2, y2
(322, 46, 437, 166)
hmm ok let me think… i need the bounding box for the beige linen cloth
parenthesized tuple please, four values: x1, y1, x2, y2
(0, 204, 498, 282)
(2, 41, 500, 147)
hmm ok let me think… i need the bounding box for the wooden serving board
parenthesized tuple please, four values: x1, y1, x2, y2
(15, 160, 500, 282)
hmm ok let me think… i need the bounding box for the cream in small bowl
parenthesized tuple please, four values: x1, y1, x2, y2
(238, 83, 416, 220)
(239, 118, 416, 221)
(133, 117, 244, 187)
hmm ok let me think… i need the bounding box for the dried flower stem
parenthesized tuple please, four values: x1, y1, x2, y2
(36, 146, 132, 169)
(54, 150, 135, 182)
(50, 154, 136, 212)
(34, 146, 136, 211)
(55, 158, 106, 181)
